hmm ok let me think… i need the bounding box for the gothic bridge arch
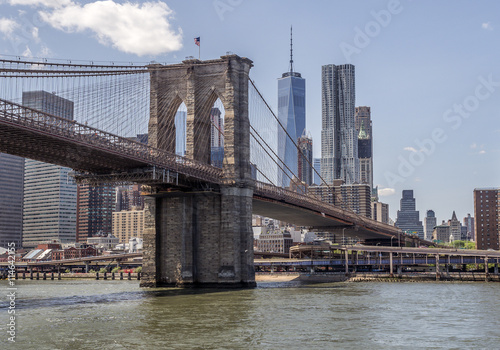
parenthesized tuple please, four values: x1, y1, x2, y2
(142, 55, 255, 288)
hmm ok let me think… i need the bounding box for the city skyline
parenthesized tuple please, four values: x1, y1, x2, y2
(0, 1, 499, 220)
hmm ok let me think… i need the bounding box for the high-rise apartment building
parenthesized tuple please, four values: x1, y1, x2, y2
(112, 209, 145, 244)
(0, 154, 24, 249)
(395, 190, 424, 239)
(355, 106, 373, 189)
(371, 201, 389, 224)
(309, 182, 371, 218)
(424, 210, 437, 241)
(116, 184, 144, 212)
(297, 133, 313, 186)
(474, 188, 499, 250)
(277, 28, 306, 187)
(76, 184, 116, 243)
(22, 91, 77, 248)
(463, 214, 475, 241)
(321, 64, 359, 185)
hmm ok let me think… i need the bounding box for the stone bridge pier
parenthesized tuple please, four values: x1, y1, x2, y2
(140, 55, 255, 288)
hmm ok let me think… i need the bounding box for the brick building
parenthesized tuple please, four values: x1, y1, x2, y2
(474, 188, 500, 250)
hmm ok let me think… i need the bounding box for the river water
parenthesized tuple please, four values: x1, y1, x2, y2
(1, 279, 499, 349)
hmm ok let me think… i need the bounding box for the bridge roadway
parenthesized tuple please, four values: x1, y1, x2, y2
(0, 98, 402, 241)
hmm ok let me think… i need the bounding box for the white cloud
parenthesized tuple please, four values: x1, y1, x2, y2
(31, 26, 39, 41)
(22, 45, 33, 57)
(0, 17, 19, 37)
(39, 1, 183, 56)
(378, 187, 396, 197)
(482, 22, 493, 31)
(9, 0, 70, 8)
(479, 150, 486, 154)
(404, 146, 417, 153)
(470, 143, 477, 149)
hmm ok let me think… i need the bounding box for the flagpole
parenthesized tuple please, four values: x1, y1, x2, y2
(199, 41, 200, 60)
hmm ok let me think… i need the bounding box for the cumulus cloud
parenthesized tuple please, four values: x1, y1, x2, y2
(404, 146, 417, 153)
(39, 1, 183, 56)
(0, 17, 19, 37)
(9, 0, 71, 8)
(479, 150, 486, 154)
(482, 22, 493, 31)
(378, 188, 396, 196)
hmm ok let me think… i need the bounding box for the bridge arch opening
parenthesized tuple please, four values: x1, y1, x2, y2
(208, 97, 225, 168)
(174, 102, 187, 157)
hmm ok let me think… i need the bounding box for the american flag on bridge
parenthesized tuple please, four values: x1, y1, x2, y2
(194, 37, 200, 46)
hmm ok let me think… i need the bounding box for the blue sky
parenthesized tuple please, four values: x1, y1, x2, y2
(1, 0, 499, 224)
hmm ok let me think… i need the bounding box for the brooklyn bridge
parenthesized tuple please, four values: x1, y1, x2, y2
(0, 54, 412, 287)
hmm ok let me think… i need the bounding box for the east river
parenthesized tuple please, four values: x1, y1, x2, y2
(1, 279, 499, 349)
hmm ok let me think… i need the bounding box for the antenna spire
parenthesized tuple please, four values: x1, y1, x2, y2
(289, 26, 294, 73)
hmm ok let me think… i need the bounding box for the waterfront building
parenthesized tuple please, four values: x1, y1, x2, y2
(87, 234, 119, 250)
(371, 201, 389, 224)
(473, 188, 499, 250)
(424, 210, 437, 241)
(321, 63, 359, 185)
(0, 153, 24, 249)
(77, 184, 116, 243)
(432, 222, 451, 243)
(463, 213, 475, 241)
(22, 91, 77, 249)
(112, 208, 145, 244)
(395, 190, 424, 239)
(355, 106, 373, 189)
(297, 132, 313, 185)
(255, 230, 293, 254)
(277, 27, 306, 187)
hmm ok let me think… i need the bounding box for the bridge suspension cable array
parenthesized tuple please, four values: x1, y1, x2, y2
(0, 55, 382, 230)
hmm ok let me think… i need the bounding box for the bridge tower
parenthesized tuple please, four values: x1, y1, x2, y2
(141, 55, 255, 287)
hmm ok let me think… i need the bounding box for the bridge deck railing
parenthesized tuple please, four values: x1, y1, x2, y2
(0, 98, 222, 183)
(254, 181, 401, 235)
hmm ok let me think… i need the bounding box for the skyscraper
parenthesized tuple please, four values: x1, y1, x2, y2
(355, 106, 373, 189)
(277, 27, 306, 187)
(175, 111, 186, 156)
(210, 107, 224, 168)
(463, 214, 475, 241)
(424, 210, 437, 241)
(474, 188, 499, 250)
(448, 211, 461, 242)
(0, 153, 24, 249)
(395, 190, 424, 240)
(22, 91, 77, 248)
(321, 64, 359, 185)
(313, 158, 321, 185)
(76, 184, 116, 243)
(371, 201, 389, 224)
(297, 132, 313, 185)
